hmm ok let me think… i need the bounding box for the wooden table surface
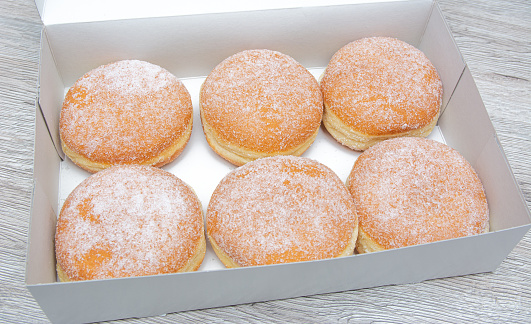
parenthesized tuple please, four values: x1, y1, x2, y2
(1, 0, 529, 322)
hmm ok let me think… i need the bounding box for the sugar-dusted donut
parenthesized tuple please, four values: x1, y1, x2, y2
(347, 137, 489, 253)
(55, 165, 205, 281)
(207, 156, 358, 267)
(60, 60, 193, 172)
(200, 49, 323, 166)
(320, 37, 443, 150)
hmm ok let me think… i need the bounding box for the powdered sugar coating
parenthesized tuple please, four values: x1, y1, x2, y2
(348, 137, 489, 250)
(55, 165, 204, 280)
(321, 37, 442, 136)
(200, 49, 323, 153)
(207, 156, 357, 267)
(60, 60, 193, 166)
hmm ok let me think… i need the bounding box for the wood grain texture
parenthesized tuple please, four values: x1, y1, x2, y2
(0, 0, 46, 322)
(0, 0, 529, 323)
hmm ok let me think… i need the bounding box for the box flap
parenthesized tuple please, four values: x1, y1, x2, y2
(43, 0, 434, 86)
(439, 66, 497, 165)
(26, 182, 58, 285)
(37, 29, 65, 160)
(26, 102, 62, 285)
(34, 0, 45, 19)
(33, 102, 61, 214)
(439, 66, 531, 230)
(36, 0, 409, 25)
(418, 3, 465, 114)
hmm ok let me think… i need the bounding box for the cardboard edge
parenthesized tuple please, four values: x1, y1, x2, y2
(37, 0, 418, 25)
(491, 135, 531, 223)
(418, 1, 466, 116)
(477, 136, 531, 230)
(43, 0, 434, 86)
(32, 100, 61, 214)
(26, 226, 530, 324)
(34, 0, 45, 19)
(38, 28, 65, 160)
(25, 182, 59, 286)
(438, 66, 496, 165)
(26, 107, 61, 286)
(36, 100, 63, 161)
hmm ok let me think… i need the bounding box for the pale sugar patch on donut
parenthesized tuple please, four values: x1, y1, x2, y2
(55, 165, 204, 280)
(348, 137, 489, 250)
(207, 156, 357, 267)
(60, 60, 193, 166)
(321, 37, 442, 137)
(200, 49, 323, 153)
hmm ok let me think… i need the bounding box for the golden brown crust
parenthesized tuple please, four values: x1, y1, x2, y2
(56, 236, 205, 282)
(354, 227, 385, 254)
(59, 60, 193, 172)
(206, 156, 358, 267)
(55, 165, 205, 281)
(322, 102, 438, 151)
(199, 49, 323, 166)
(200, 101, 320, 166)
(347, 137, 489, 252)
(61, 117, 193, 173)
(320, 37, 442, 150)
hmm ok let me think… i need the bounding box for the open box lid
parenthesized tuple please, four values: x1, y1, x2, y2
(34, 0, 400, 25)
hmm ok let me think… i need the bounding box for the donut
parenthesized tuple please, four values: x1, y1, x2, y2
(60, 60, 193, 173)
(199, 49, 323, 166)
(347, 137, 489, 253)
(320, 37, 443, 151)
(206, 156, 358, 267)
(55, 165, 205, 281)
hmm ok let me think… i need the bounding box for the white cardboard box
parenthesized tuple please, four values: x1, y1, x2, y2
(27, 0, 531, 323)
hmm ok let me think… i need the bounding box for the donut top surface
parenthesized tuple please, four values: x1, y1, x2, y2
(60, 60, 193, 165)
(348, 137, 489, 249)
(207, 156, 357, 266)
(200, 49, 323, 153)
(321, 37, 442, 136)
(55, 165, 203, 280)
